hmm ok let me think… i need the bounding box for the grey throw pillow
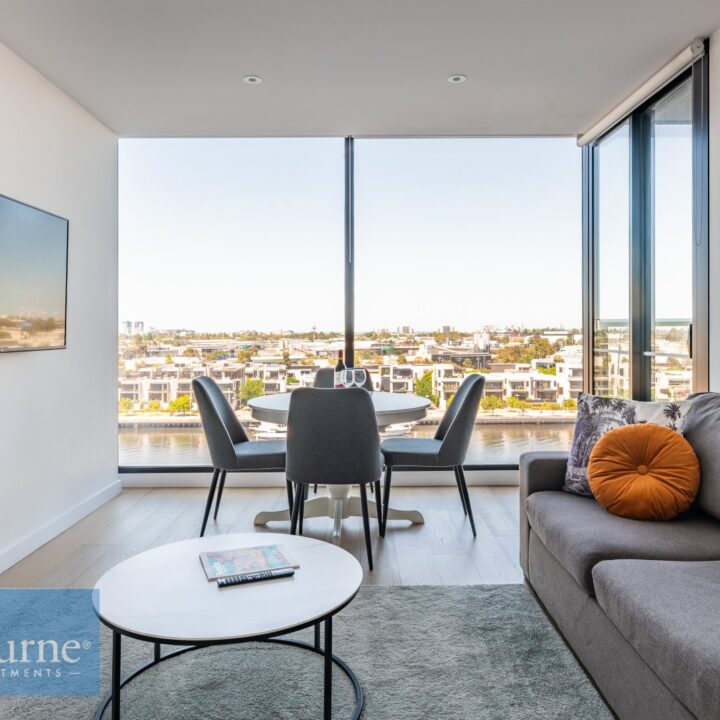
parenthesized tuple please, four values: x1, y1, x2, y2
(564, 392, 693, 496)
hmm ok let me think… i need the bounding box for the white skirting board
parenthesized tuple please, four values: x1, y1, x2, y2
(0, 479, 122, 575)
(120, 469, 519, 488)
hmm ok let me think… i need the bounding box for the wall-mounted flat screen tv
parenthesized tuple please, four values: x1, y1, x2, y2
(0, 193, 68, 353)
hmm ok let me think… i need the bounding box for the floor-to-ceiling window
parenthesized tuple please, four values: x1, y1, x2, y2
(592, 123, 631, 398)
(585, 56, 708, 400)
(118, 137, 583, 469)
(353, 138, 582, 464)
(649, 79, 694, 400)
(119, 139, 344, 466)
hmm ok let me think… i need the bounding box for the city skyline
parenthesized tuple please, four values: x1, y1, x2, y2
(119, 321, 582, 336)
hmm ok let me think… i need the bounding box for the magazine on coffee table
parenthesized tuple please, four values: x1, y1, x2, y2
(199, 544, 299, 581)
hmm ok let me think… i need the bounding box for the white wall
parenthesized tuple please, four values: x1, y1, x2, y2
(710, 28, 720, 389)
(0, 43, 118, 573)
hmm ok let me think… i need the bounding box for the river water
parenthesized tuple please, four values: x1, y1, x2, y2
(119, 422, 575, 467)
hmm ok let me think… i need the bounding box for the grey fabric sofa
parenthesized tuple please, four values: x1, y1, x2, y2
(519, 392, 720, 720)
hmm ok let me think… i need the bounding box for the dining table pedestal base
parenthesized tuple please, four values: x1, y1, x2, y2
(254, 485, 424, 540)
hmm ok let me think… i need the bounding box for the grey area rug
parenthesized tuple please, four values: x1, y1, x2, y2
(0, 585, 612, 720)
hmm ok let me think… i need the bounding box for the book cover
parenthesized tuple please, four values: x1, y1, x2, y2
(199, 544, 299, 581)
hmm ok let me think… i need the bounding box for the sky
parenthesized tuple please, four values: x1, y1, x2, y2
(596, 109, 692, 324)
(0, 195, 67, 318)
(119, 137, 585, 333)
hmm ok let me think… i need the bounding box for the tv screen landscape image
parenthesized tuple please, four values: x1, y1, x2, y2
(0, 193, 68, 352)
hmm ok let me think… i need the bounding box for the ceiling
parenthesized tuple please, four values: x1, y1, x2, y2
(0, 0, 719, 137)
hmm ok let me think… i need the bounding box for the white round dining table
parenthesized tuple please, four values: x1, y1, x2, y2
(248, 390, 430, 428)
(248, 391, 430, 537)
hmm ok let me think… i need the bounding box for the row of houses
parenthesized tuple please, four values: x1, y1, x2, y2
(118, 346, 585, 411)
(380, 352, 584, 408)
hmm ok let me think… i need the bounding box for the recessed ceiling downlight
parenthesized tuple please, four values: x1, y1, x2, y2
(448, 74, 467, 84)
(243, 75, 263, 85)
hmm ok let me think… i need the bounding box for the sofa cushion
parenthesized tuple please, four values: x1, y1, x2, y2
(684, 392, 720, 521)
(233, 440, 286, 470)
(564, 392, 694, 497)
(525, 490, 720, 595)
(588, 423, 700, 520)
(381, 438, 443, 466)
(594, 559, 720, 720)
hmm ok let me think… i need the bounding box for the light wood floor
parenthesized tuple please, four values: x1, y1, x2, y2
(0, 486, 523, 588)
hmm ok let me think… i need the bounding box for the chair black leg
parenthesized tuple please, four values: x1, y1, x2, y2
(359, 482, 373, 571)
(200, 468, 220, 537)
(456, 466, 476, 538)
(290, 482, 302, 535)
(453, 466, 468, 516)
(380, 466, 392, 537)
(286, 479, 294, 514)
(314, 483, 318, 494)
(374, 480, 382, 526)
(299, 483, 306, 535)
(213, 470, 227, 520)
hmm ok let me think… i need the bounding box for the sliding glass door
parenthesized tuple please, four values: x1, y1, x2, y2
(592, 123, 630, 398)
(586, 58, 708, 400)
(648, 79, 693, 400)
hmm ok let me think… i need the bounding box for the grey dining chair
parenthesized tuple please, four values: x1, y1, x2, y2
(311, 367, 375, 495)
(314, 366, 374, 391)
(286, 387, 383, 570)
(380, 373, 485, 537)
(310, 368, 335, 494)
(193, 376, 287, 537)
(313, 367, 335, 388)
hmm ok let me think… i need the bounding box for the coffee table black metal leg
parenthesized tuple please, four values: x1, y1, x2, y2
(324, 616, 332, 720)
(95, 629, 363, 720)
(112, 630, 121, 720)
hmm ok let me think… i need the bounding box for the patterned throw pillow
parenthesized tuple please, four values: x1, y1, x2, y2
(564, 392, 694, 496)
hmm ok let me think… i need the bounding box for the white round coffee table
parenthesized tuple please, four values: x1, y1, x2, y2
(93, 533, 363, 720)
(249, 391, 429, 536)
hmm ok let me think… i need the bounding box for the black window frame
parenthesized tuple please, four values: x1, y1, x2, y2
(582, 47, 709, 400)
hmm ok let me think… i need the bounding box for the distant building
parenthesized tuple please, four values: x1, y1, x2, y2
(119, 320, 145, 335)
(431, 348, 491, 369)
(119, 363, 243, 410)
(473, 332, 491, 351)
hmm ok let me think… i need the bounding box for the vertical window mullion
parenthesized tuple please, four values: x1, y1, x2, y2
(629, 113, 652, 401)
(344, 136, 355, 366)
(581, 145, 595, 394)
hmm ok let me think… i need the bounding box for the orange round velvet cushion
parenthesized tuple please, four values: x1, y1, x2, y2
(588, 423, 700, 521)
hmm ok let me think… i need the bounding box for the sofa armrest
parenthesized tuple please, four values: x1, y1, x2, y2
(520, 452, 569, 497)
(519, 452, 568, 577)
